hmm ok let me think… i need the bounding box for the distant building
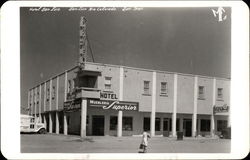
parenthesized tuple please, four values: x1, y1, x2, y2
(28, 62, 230, 138)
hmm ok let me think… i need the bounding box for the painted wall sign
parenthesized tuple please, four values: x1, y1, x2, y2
(213, 104, 229, 113)
(100, 92, 118, 100)
(87, 99, 139, 111)
(64, 98, 81, 111)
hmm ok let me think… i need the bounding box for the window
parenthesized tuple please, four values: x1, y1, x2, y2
(160, 82, 168, 95)
(143, 117, 150, 131)
(163, 118, 170, 131)
(52, 86, 56, 100)
(67, 80, 72, 93)
(143, 81, 150, 95)
(123, 117, 133, 131)
(198, 86, 205, 99)
(47, 88, 50, 101)
(200, 119, 211, 132)
(217, 88, 223, 100)
(110, 116, 117, 130)
(30, 118, 35, 123)
(37, 91, 39, 104)
(217, 120, 227, 132)
(105, 77, 112, 90)
(155, 118, 161, 131)
(30, 94, 32, 105)
(176, 119, 180, 131)
(30, 124, 34, 129)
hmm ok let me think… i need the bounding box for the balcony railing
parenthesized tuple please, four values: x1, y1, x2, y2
(67, 87, 101, 100)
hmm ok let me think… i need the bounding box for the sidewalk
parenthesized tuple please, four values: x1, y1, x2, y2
(21, 133, 230, 153)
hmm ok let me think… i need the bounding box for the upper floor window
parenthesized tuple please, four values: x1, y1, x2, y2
(37, 91, 39, 104)
(217, 88, 223, 100)
(198, 86, 205, 99)
(33, 92, 36, 104)
(160, 82, 168, 95)
(67, 80, 72, 93)
(143, 81, 150, 95)
(47, 88, 50, 101)
(52, 86, 56, 100)
(104, 77, 112, 90)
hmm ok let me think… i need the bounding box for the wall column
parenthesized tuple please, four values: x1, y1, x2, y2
(211, 78, 216, 137)
(117, 111, 123, 137)
(63, 114, 68, 135)
(34, 87, 37, 122)
(150, 71, 156, 136)
(56, 112, 59, 134)
(55, 76, 59, 134)
(172, 73, 178, 137)
(39, 85, 42, 123)
(43, 114, 47, 130)
(49, 79, 53, 133)
(27, 90, 30, 115)
(117, 67, 124, 137)
(44, 82, 46, 115)
(63, 71, 68, 135)
(192, 76, 198, 137)
(49, 113, 52, 133)
(81, 98, 87, 137)
(31, 89, 34, 116)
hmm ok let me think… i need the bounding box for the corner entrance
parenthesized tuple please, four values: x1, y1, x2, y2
(183, 119, 192, 137)
(92, 115, 105, 136)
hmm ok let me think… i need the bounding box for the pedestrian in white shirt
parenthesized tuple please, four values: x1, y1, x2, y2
(140, 130, 151, 153)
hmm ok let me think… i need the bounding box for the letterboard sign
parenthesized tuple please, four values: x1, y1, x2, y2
(213, 104, 229, 113)
(87, 99, 139, 111)
(64, 98, 81, 111)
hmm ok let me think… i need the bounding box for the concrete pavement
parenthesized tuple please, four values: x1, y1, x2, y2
(21, 133, 230, 153)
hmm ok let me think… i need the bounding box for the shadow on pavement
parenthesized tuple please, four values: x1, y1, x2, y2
(63, 137, 95, 143)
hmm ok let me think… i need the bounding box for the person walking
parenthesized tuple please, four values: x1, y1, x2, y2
(139, 130, 151, 153)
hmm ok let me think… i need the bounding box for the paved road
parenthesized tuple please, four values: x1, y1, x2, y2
(21, 133, 230, 153)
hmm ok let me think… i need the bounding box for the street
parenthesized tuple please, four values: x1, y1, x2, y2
(21, 134, 230, 153)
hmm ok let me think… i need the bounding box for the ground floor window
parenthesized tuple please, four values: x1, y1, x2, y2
(163, 118, 169, 131)
(109, 116, 133, 131)
(200, 119, 211, 131)
(155, 118, 161, 131)
(123, 117, 133, 131)
(217, 120, 227, 132)
(143, 117, 150, 131)
(163, 118, 180, 131)
(110, 116, 117, 130)
(176, 118, 180, 131)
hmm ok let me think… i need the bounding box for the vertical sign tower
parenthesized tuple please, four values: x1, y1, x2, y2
(79, 16, 87, 70)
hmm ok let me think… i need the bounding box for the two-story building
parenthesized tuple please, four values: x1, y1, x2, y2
(28, 62, 230, 138)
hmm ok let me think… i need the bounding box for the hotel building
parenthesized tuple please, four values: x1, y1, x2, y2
(28, 62, 230, 138)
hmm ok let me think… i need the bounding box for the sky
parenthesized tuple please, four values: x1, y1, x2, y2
(20, 7, 231, 109)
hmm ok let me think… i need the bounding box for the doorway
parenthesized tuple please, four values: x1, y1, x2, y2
(92, 115, 105, 136)
(163, 118, 170, 137)
(183, 119, 192, 137)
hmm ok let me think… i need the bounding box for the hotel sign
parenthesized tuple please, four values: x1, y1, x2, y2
(87, 99, 139, 111)
(100, 92, 118, 100)
(64, 98, 81, 111)
(213, 104, 229, 113)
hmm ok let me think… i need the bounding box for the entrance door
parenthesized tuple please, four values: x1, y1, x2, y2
(183, 119, 192, 137)
(92, 115, 105, 136)
(163, 118, 170, 137)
